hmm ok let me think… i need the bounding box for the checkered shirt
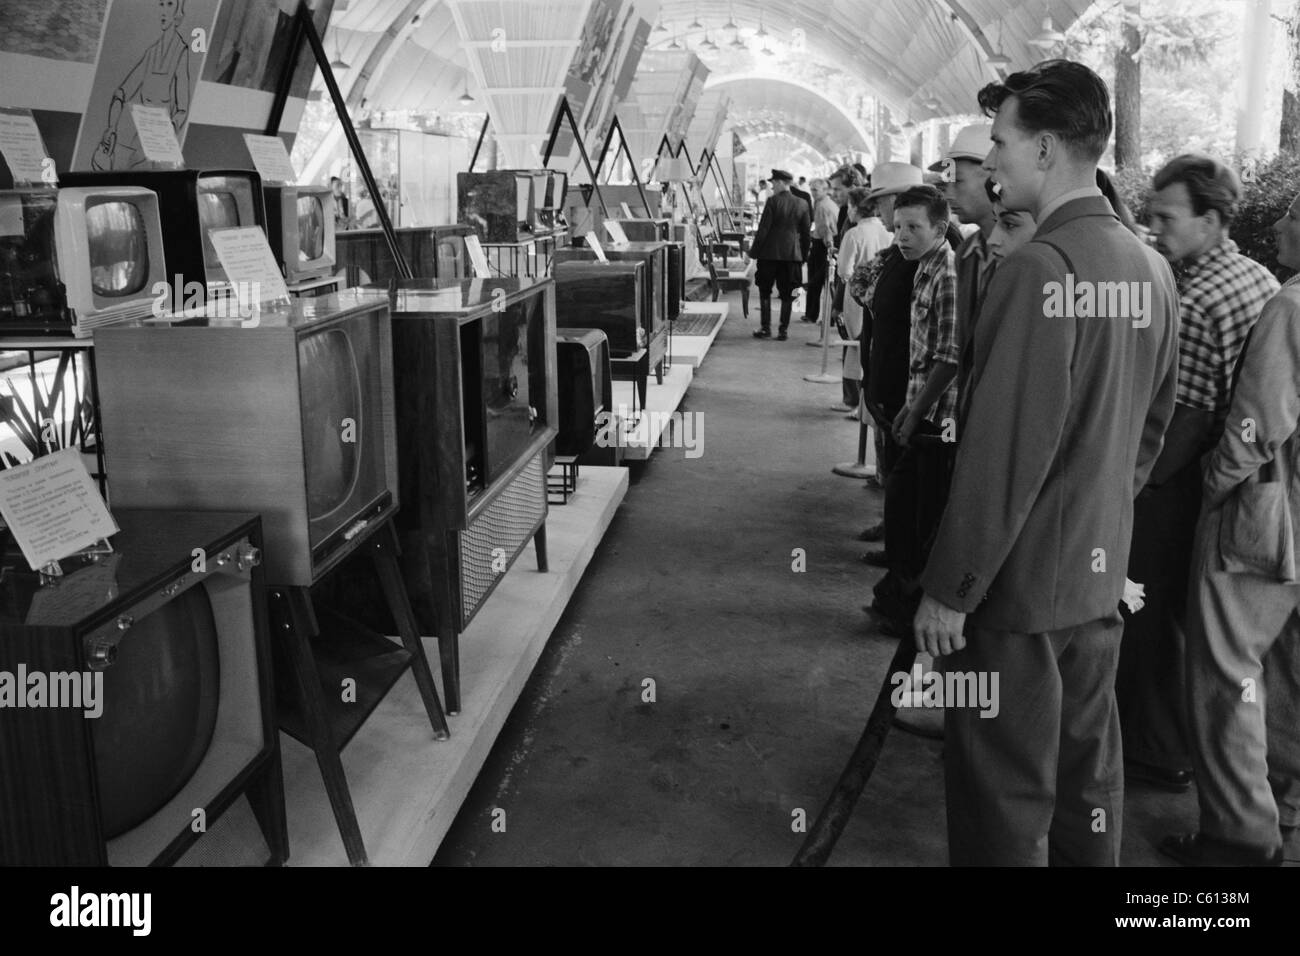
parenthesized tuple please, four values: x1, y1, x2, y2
(1175, 237, 1280, 428)
(906, 242, 960, 426)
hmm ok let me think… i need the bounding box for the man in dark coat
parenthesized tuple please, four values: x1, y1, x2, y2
(749, 168, 811, 340)
(914, 59, 1180, 866)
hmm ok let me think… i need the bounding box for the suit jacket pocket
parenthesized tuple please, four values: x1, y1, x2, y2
(1219, 476, 1297, 583)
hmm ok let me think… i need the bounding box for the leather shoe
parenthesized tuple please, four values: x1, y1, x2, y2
(1159, 832, 1282, 867)
(776, 330, 788, 341)
(753, 328, 771, 339)
(859, 549, 889, 568)
(857, 522, 885, 542)
(1126, 760, 1193, 792)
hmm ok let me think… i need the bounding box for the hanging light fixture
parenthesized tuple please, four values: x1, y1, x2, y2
(724, 4, 738, 31)
(1029, 4, 1066, 50)
(328, 29, 350, 71)
(756, 16, 769, 39)
(986, 19, 1012, 68)
(457, 75, 475, 105)
(730, 29, 747, 50)
(668, 34, 683, 50)
(700, 32, 718, 53)
(689, 6, 703, 31)
(652, 17, 667, 34)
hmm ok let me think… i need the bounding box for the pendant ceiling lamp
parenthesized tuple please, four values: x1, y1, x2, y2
(458, 76, 475, 104)
(986, 20, 1011, 68)
(724, 5, 738, 31)
(1029, 4, 1066, 49)
(328, 29, 350, 71)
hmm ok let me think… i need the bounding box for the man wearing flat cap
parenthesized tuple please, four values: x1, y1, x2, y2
(749, 168, 811, 340)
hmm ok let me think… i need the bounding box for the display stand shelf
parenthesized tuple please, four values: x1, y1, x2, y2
(671, 302, 729, 369)
(612, 363, 695, 462)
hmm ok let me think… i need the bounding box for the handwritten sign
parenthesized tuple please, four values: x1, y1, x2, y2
(0, 449, 118, 571)
(604, 220, 629, 246)
(130, 105, 186, 167)
(0, 108, 55, 185)
(586, 232, 608, 262)
(242, 134, 298, 185)
(464, 234, 491, 277)
(207, 227, 290, 307)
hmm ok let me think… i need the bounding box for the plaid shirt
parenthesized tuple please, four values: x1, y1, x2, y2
(906, 242, 960, 426)
(1174, 237, 1279, 430)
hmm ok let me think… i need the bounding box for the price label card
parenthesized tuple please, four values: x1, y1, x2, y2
(0, 108, 55, 186)
(604, 219, 629, 245)
(464, 234, 491, 277)
(620, 202, 633, 218)
(0, 449, 119, 571)
(130, 105, 186, 167)
(242, 134, 298, 185)
(586, 232, 608, 262)
(207, 227, 290, 308)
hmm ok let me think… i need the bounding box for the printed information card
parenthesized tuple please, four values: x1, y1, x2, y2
(129, 105, 186, 167)
(0, 108, 55, 186)
(0, 449, 118, 571)
(207, 226, 291, 308)
(242, 134, 299, 185)
(464, 234, 491, 278)
(586, 232, 608, 262)
(604, 220, 629, 246)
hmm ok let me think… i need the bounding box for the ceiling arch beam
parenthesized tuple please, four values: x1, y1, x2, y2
(707, 73, 872, 154)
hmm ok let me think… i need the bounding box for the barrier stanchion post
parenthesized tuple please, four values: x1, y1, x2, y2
(804, 247, 841, 384)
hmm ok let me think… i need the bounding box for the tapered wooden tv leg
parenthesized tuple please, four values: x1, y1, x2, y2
(434, 602, 462, 716)
(655, 358, 664, 384)
(272, 587, 368, 867)
(534, 523, 549, 573)
(247, 747, 290, 865)
(370, 522, 450, 740)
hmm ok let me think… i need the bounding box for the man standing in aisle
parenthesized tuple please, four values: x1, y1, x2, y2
(806, 178, 839, 323)
(1118, 154, 1279, 795)
(750, 169, 811, 341)
(914, 59, 1180, 866)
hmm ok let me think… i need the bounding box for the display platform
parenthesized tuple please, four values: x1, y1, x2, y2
(178, 466, 628, 867)
(612, 363, 695, 462)
(671, 302, 728, 368)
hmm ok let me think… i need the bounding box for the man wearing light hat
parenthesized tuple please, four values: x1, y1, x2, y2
(927, 123, 996, 418)
(748, 168, 811, 340)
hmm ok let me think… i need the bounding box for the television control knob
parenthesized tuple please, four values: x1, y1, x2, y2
(86, 640, 118, 671)
(236, 543, 261, 571)
(115, 615, 134, 632)
(216, 552, 231, 566)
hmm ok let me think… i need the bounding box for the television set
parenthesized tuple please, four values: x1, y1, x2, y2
(617, 218, 671, 242)
(59, 169, 265, 307)
(342, 278, 557, 712)
(552, 260, 644, 356)
(0, 188, 72, 336)
(555, 328, 612, 458)
(554, 240, 669, 385)
(93, 297, 398, 588)
(51, 186, 169, 336)
(335, 223, 474, 287)
(541, 171, 568, 231)
(0, 510, 286, 866)
(458, 171, 535, 242)
(263, 185, 336, 284)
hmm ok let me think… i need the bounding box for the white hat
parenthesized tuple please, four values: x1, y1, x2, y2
(927, 124, 994, 172)
(867, 162, 924, 199)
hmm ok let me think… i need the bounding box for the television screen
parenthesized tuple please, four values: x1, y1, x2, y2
(436, 237, 464, 280)
(297, 194, 326, 263)
(197, 191, 241, 270)
(482, 296, 542, 480)
(514, 174, 531, 228)
(298, 328, 361, 524)
(92, 584, 220, 838)
(86, 200, 149, 298)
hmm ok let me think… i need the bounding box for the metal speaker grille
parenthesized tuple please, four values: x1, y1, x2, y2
(459, 452, 546, 621)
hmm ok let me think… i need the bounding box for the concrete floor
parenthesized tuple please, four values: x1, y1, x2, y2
(433, 289, 1203, 867)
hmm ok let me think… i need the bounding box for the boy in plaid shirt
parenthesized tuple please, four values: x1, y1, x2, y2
(879, 185, 960, 629)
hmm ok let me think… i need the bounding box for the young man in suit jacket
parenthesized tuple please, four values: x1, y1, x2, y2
(749, 169, 811, 340)
(913, 59, 1180, 866)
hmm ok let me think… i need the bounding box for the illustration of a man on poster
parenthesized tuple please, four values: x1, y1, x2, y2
(92, 0, 194, 170)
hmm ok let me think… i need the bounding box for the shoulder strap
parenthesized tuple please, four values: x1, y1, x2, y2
(1029, 237, 1076, 275)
